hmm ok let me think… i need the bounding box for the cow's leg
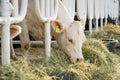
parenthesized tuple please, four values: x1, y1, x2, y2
(10, 39, 17, 60)
(19, 20, 30, 54)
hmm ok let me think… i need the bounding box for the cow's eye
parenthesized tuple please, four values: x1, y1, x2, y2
(68, 39, 73, 43)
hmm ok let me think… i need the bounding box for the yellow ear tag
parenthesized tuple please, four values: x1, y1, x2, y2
(55, 25, 61, 33)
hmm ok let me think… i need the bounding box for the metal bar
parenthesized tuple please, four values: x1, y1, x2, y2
(40, 0, 45, 17)
(10, 0, 28, 23)
(89, 19, 92, 34)
(5, 40, 56, 45)
(18, 0, 27, 20)
(94, 0, 99, 19)
(77, 0, 87, 20)
(54, 0, 58, 19)
(1, 0, 13, 65)
(34, 0, 47, 21)
(95, 19, 98, 31)
(11, 0, 19, 17)
(45, 20, 51, 61)
(33, 0, 58, 62)
(50, 0, 54, 17)
(45, 0, 50, 17)
(105, 18, 107, 25)
(14, 41, 43, 44)
(100, 19, 103, 28)
(99, 0, 104, 22)
(87, 0, 94, 20)
(104, 0, 108, 19)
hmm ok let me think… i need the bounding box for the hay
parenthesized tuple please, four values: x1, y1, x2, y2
(45, 49, 71, 75)
(46, 50, 100, 80)
(0, 38, 120, 80)
(104, 24, 120, 35)
(0, 24, 120, 80)
(82, 38, 120, 79)
(83, 38, 112, 66)
(90, 29, 107, 40)
(57, 63, 100, 80)
(90, 24, 120, 41)
(45, 39, 120, 80)
(0, 58, 50, 80)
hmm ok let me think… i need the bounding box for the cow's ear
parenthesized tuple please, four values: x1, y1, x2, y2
(10, 25, 22, 39)
(51, 20, 64, 33)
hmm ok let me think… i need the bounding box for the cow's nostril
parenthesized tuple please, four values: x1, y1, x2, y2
(76, 58, 84, 62)
(77, 58, 80, 62)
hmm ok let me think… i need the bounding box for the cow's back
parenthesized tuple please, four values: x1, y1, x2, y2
(26, 0, 45, 40)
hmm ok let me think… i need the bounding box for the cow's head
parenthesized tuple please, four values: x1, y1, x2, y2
(51, 20, 86, 63)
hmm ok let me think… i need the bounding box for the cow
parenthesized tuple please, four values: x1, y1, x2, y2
(19, 0, 86, 63)
(0, 25, 22, 59)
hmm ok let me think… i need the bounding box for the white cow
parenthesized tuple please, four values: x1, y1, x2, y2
(19, 0, 86, 63)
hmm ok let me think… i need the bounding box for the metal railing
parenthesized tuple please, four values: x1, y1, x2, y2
(61, 0, 75, 19)
(34, 0, 58, 61)
(0, 0, 119, 64)
(0, 0, 28, 65)
(75, 0, 119, 34)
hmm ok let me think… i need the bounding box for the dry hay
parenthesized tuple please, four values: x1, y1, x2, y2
(90, 24, 120, 41)
(0, 24, 120, 80)
(83, 38, 120, 80)
(56, 62, 100, 80)
(0, 58, 50, 80)
(90, 24, 120, 56)
(104, 24, 120, 35)
(0, 38, 120, 80)
(1, 38, 120, 80)
(82, 38, 118, 67)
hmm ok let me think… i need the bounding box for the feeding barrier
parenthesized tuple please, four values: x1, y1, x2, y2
(113, 0, 119, 24)
(61, 0, 75, 19)
(0, 0, 28, 65)
(76, 0, 87, 28)
(94, 0, 99, 31)
(104, 0, 108, 25)
(99, 0, 105, 28)
(87, 0, 94, 34)
(0, 0, 119, 65)
(34, 0, 58, 61)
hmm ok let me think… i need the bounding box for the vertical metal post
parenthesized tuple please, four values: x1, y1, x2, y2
(50, 0, 54, 17)
(2, 21, 10, 65)
(105, 18, 107, 25)
(94, 0, 99, 31)
(88, 0, 93, 34)
(99, 0, 104, 28)
(89, 19, 92, 34)
(95, 19, 98, 31)
(45, 0, 50, 17)
(11, 0, 18, 17)
(1, 0, 13, 65)
(104, 0, 108, 26)
(62, 0, 75, 19)
(40, 0, 45, 17)
(115, 18, 118, 25)
(45, 20, 51, 61)
(100, 19, 103, 28)
(34, 0, 58, 61)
